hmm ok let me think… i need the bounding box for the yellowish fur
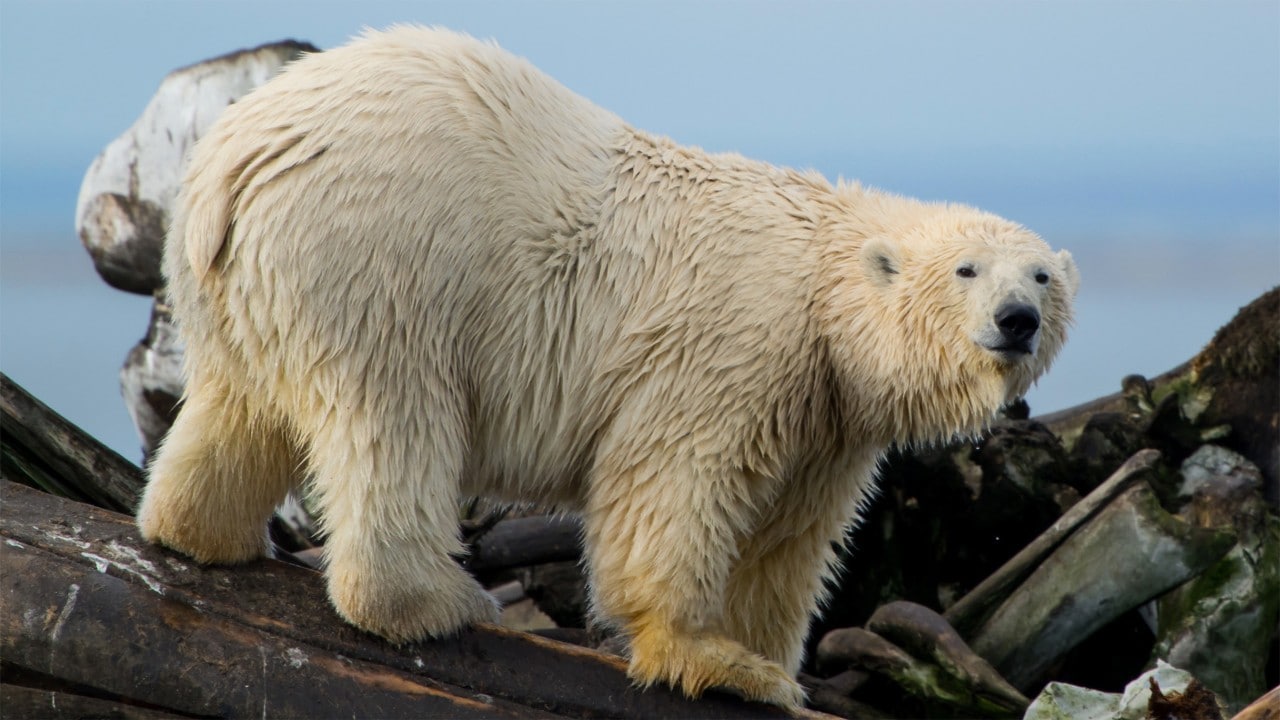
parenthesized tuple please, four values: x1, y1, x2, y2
(137, 25, 1078, 711)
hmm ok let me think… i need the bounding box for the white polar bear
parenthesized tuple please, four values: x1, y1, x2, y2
(137, 25, 1078, 710)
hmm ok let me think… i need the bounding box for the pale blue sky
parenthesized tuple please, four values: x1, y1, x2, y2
(1, 1, 1277, 459)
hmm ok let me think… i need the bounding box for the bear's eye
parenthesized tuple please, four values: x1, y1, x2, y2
(956, 265, 977, 279)
(1035, 271, 1050, 285)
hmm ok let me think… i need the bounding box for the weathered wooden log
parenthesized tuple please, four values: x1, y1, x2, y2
(0, 682, 189, 720)
(866, 601, 1027, 713)
(120, 295, 184, 464)
(78, 42, 323, 464)
(813, 603, 1026, 718)
(798, 672, 888, 720)
(942, 448, 1160, 636)
(0, 480, 824, 719)
(968, 480, 1237, 691)
(2, 546, 547, 718)
(1, 372, 144, 513)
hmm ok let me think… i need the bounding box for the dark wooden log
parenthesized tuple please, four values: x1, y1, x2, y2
(0, 480, 825, 719)
(0, 682, 191, 720)
(1, 372, 144, 513)
(798, 672, 888, 720)
(467, 515, 582, 572)
(1, 543, 551, 718)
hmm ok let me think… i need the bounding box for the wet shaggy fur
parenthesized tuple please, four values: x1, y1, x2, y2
(137, 26, 1079, 710)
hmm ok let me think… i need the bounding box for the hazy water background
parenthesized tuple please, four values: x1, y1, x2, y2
(2, 1, 1277, 464)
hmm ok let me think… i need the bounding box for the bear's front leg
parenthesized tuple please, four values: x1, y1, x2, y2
(584, 451, 805, 711)
(722, 457, 875, 675)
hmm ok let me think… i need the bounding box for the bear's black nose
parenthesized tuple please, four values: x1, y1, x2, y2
(995, 303, 1041, 345)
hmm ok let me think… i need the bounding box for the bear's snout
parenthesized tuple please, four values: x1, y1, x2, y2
(994, 303, 1041, 353)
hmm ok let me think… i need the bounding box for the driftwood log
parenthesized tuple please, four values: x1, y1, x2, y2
(1, 373, 144, 514)
(941, 448, 1161, 636)
(0, 480, 827, 719)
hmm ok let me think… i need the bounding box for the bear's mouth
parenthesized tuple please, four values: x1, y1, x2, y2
(983, 340, 1035, 363)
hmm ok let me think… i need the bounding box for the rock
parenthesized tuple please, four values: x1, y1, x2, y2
(969, 481, 1236, 691)
(1149, 446, 1279, 714)
(1022, 660, 1208, 720)
(76, 40, 318, 295)
(1185, 288, 1280, 501)
(966, 420, 1072, 559)
(1037, 288, 1279, 503)
(1177, 444, 1264, 502)
(1068, 412, 1145, 493)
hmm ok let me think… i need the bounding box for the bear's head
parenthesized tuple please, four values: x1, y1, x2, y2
(819, 193, 1079, 444)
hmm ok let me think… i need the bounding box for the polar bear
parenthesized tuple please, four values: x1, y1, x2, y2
(137, 26, 1078, 710)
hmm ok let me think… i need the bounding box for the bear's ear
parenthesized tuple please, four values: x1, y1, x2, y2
(861, 237, 903, 285)
(1056, 249, 1080, 298)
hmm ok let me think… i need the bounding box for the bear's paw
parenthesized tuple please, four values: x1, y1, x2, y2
(136, 490, 270, 565)
(628, 623, 806, 711)
(326, 563, 501, 644)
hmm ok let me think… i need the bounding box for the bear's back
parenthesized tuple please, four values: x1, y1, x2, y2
(170, 25, 625, 288)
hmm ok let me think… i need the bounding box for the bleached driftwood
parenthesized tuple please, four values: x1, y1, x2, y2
(76, 40, 319, 463)
(76, 40, 317, 295)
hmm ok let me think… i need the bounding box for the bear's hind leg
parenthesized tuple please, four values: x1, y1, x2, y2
(304, 401, 499, 643)
(138, 382, 300, 564)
